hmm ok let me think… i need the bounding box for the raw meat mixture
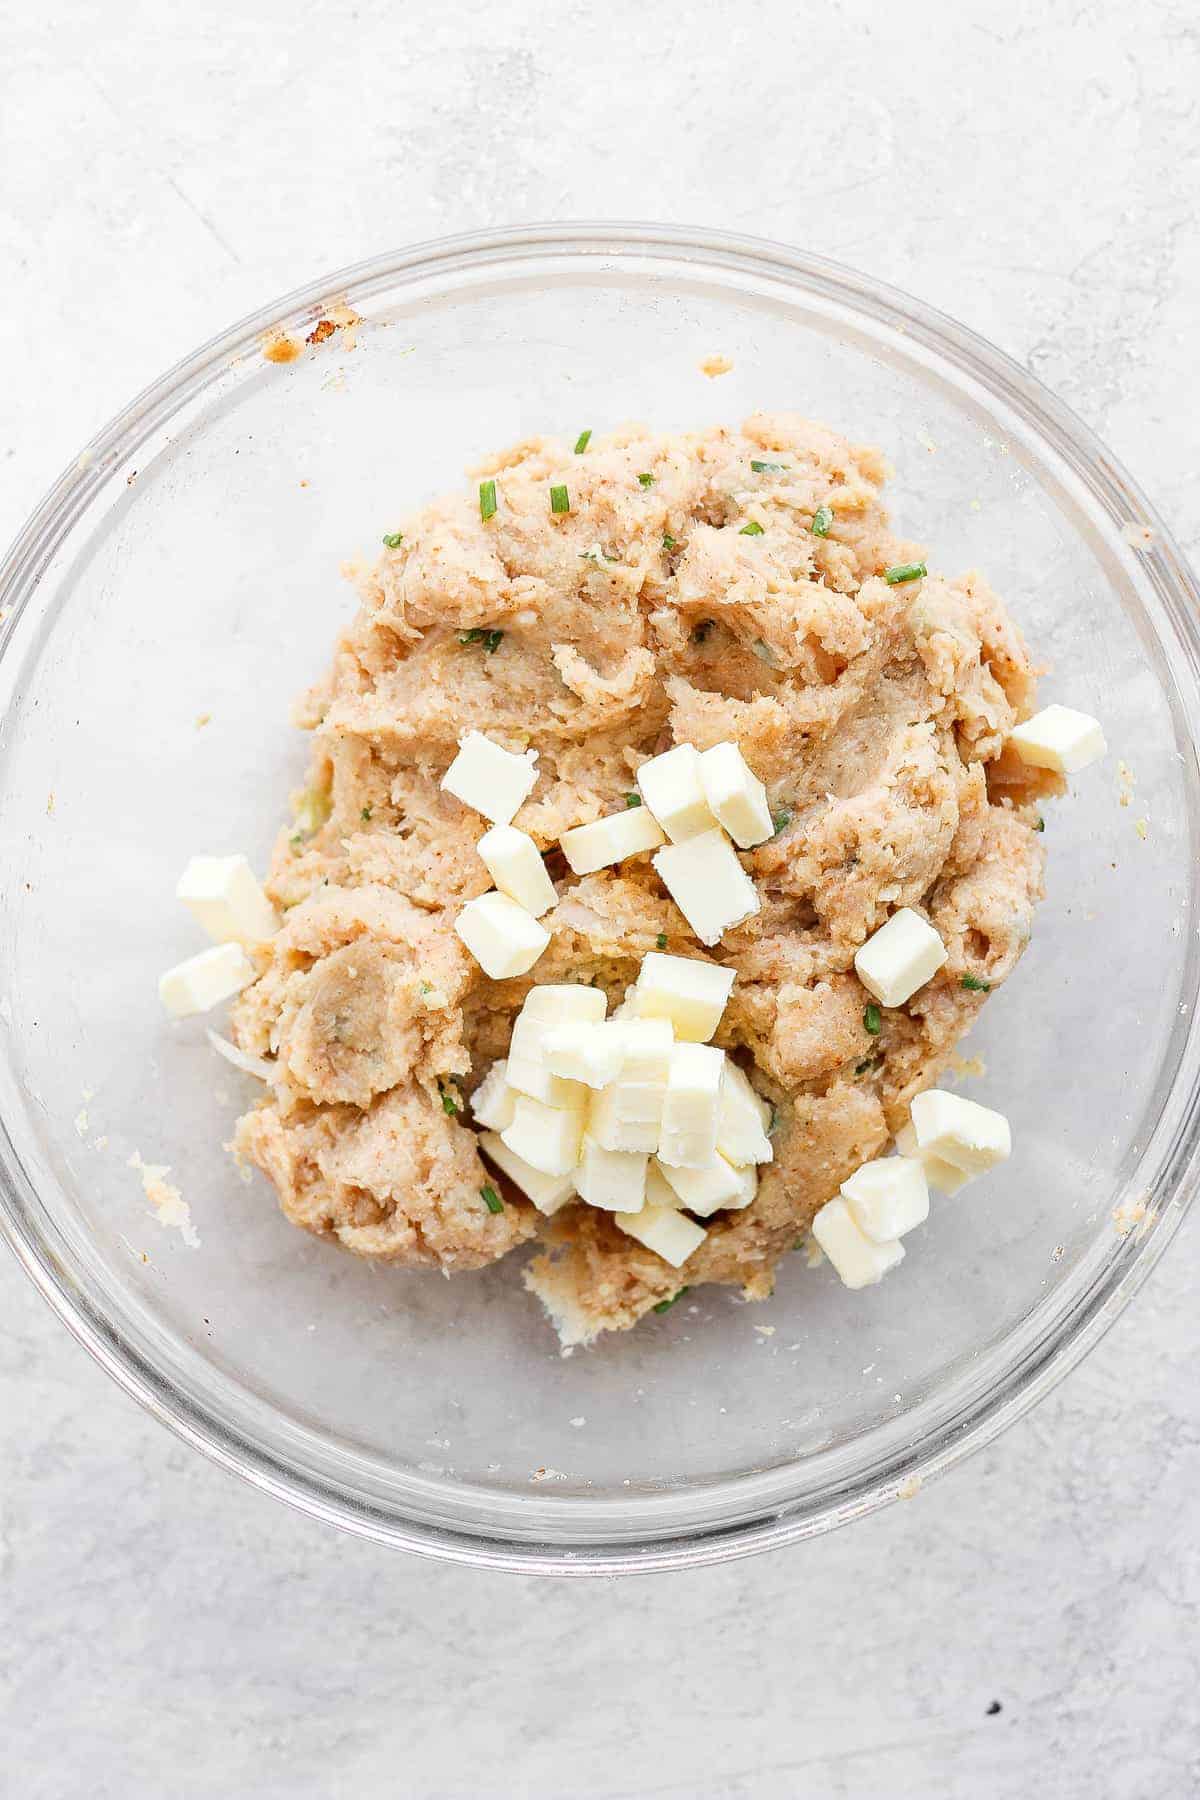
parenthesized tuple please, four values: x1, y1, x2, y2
(231, 415, 1057, 1343)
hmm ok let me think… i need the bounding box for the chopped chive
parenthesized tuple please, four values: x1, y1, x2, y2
(573, 429, 592, 454)
(438, 1078, 461, 1117)
(420, 981, 433, 994)
(625, 792, 642, 808)
(772, 808, 792, 837)
(653, 1287, 689, 1313)
(750, 459, 787, 473)
(360, 805, 372, 822)
(550, 484, 570, 515)
(1035, 816, 1045, 832)
(382, 532, 404, 549)
(885, 561, 927, 584)
(811, 505, 834, 537)
(656, 932, 668, 950)
(793, 1237, 805, 1251)
(691, 620, 713, 645)
(458, 627, 486, 645)
(863, 1003, 882, 1035)
(662, 532, 677, 551)
(637, 472, 654, 488)
(739, 520, 765, 537)
(961, 974, 991, 992)
(481, 1184, 504, 1214)
(479, 479, 498, 522)
(485, 629, 504, 654)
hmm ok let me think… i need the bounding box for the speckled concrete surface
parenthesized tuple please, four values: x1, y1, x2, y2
(2, 4, 1198, 1796)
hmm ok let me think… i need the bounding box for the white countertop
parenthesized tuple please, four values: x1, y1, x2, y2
(2, 4, 1198, 1795)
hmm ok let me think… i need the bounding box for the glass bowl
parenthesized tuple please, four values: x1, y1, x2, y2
(1, 225, 1197, 1576)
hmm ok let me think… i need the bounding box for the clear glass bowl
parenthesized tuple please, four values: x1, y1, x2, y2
(2, 225, 1197, 1575)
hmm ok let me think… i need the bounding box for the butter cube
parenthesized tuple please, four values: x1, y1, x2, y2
(658, 1042, 725, 1168)
(717, 1062, 774, 1166)
(507, 1003, 595, 1107)
(811, 1196, 905, 1289)
(158, 942, 256, 1018)
(176, 854, 279, 945)
(656, 1153, 756, 1218)
(910, 1089, 1011, 1175)
(574, 1136, 649, 1213)
(501, 1093, 584, 1177)
(635, 743, 716, 842)
(653, 828, 760, 947)
(645, 1160, 683, 1209)
(559, 807, 665, 875)
(477, 824, 557, 917)
(542, 1020, 627, 1089)
(454, 891, 550, 980)
(613, 1017, 674, 1095)
(698, 742, 773, 848)
(589, 1083, 660, 1154)
(442, 730, 539, 825)
(840, 1156, 929, 1242)
(521, 985, 608, 1025)
(633, 951, 734, 1043)
(896, 1121, 970, 1195)
(470, 1059, 518, 1132)
(478, 1130, 575, 1216)
(1009, 704, 1106, 775)
(854, 908, 947, 1008)
(615, 1203, 708, 1268)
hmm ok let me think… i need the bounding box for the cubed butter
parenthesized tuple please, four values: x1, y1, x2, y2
(656, 1153, 756, 1218)
(454, 891, 550, 981)
(841, 1155, 930, 1242)
(1009, 704, 1106, 775)
(542, 1020, 626, 1089)
(501, 1093, 584, 1177)
(507, 1008, 594, 1107)
(635, 743, 716, 842)
(854, 908, 947, 1008)
(717, 1062, 774, 1166)
(559, 807, 665, 875)
(615, 1203, 707, 1269)
(471, 1059, 518, 1132)
(658, 1041, 725, 1168)
(176, 854, 279, 945)
(158, 942, 256, 1018)
(698, 742, 773, 848)
(574, 1136, 649, 1213)
(521, 985, 608, 1024)
(811, 1196, 905, 1289)
(653, 828, 760, 947)
(645, 1160, 683, 1209)
(476, 824, 557, 917)
(589, 1083, 660, 1154)
(441, 730, 539, 825)
(478, 1130, 574, 1216)
(910, 1090, 1011, 1175)
(633, 951, 734, 1043)
(896, 1121, 970, 1195)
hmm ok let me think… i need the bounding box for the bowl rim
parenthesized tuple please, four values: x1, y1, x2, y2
(2, 220, 1198, 1576)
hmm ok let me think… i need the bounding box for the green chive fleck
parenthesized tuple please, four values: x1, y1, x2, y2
(885, 561, 927, 584)
(772, 808, 791, 837)
(382, 532, 404, 549)
(479, 479, 498, 522)
(485, 629, 503, 654)
(662, 532, 677, 551)
(637, 472, 654, 488)
(360, 805, 372, 822)
(441, 1090, 460, 1117)
(420, 981, 433, 995)
(574, 429, 592, 454)
(653, 1287, 689, 1314)
(739, 520, 765, 537)
(481, 1184, 504, 1215)
(962, 974, 991, 992)
(458, 627, 486, 645)
(864, 1003, 882, 1035)
(750, 459, 787, 473)
(625, 792, 642, 808)
(1035, 816, 1045, 832)
(656, 932, 668, 950)
(550, 484, 570, 515)
(811, 505, 833, 537)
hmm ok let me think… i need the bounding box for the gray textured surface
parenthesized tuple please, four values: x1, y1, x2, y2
(2, 3, 1198, 1796)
